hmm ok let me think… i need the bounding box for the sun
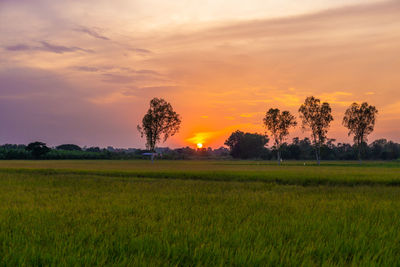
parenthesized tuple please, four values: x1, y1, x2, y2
(197, 143, 203, 149)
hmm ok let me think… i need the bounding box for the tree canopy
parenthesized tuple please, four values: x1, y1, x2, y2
(299, 96, 333, 164)
(342, 102, 378, 162)
(56, 144, 82, 151)
(224, 130, 269, 159)
(137, 98, 181, 151)
(26, 142, 50, 159)
(263, 108, 297, 164)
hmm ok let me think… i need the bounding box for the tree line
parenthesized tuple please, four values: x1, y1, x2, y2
(223, 135, 399, 161)
(137, 96, 383, 163)
(0, 143, 140, 160)
(0, 137, 398, 161)
(260, 96, 377, 164)
(0, 96, 393, 161)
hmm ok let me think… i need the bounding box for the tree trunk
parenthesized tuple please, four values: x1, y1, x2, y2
(313, 136, 320, 165)
(318, 143, 321, 165)
(358, 139, 362, 165)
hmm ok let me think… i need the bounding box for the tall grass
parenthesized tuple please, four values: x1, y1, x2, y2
(0, 161, 399, 265)
(0, 159, 398, 186)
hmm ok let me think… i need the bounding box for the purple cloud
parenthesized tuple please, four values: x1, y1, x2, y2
(74, 26, 110, 41)
(134, 69, 161, 75)
(4, 41, 94, 54)
(73, 66, 100, 72)
(0, 67, 144, 147)
(40, 41, 94, 53)
(4, 44, 31, 51)
(129, 47, 152, 54)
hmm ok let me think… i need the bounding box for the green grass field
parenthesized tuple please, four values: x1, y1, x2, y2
(0, 160, 400, 266)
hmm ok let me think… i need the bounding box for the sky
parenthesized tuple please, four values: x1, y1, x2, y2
(1, 0, 399, 148)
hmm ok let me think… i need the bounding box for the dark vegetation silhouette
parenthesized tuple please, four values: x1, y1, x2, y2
(299, 96, 334, 165)
(56, 144, 82, 151)
(26, 142, 50, 159)
(343, 102, 378, 163)
(224, 131, 269, 159)
(263, 108, 297, 165)
(0, 138, 398, 160)
(137, 98, 181, 152)
(0, 96, 398, 161)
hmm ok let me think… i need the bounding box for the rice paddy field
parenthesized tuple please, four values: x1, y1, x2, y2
(0, 160, 400, 266)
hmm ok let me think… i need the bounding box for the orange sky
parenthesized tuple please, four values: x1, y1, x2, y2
(0, 0, 399, 148)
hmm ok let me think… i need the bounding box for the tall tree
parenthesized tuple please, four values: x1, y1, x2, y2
(224, 130, 269, 159)
(137, 98, 181, 151)
(263, 108, 297, 165)
(342, 102, 378, 163)
(299, 96, 333, 165)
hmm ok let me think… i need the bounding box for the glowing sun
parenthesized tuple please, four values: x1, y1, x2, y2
(197, 143, 203, 149)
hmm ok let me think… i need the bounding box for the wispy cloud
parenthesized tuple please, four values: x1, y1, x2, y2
(134, 69, 161, 75)
(122, 86, 179, 96)
(128, 47, 152, 54)
(239, 112, 259, 118)
(72, 66, 100, 72)
(101, 73, 165, 84)
(4, 41, 94, 54)
(5, 44, 31, 51)
(74, 26, 110, 41)
(40, 41, 94, 54)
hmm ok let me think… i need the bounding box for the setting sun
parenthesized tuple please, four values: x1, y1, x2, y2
(1, 0, 400, 265)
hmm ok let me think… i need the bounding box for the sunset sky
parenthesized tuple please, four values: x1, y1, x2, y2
(1, 0, 399, 148)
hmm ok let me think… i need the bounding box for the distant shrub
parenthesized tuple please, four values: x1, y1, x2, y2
(56, 144, 82, 151)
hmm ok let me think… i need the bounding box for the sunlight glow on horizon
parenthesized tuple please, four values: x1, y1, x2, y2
(0, 0, 399, 148)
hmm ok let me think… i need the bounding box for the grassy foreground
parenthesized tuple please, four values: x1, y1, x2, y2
(0, 160, 399, 265)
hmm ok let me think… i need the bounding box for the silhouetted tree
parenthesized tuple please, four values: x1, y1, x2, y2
(137, 98, 181, 151)
(371, 140, 400, 160)
(224, 130, 269, 159)
(0, 138, 398, 160)
(287, 138, 302, 160)
(26, 142, 50, 159)
(299, 96, 333, 165)
(343, 102, 378, 163)
(85, 147, 102, 153)
(370, 139, 386, 159)
(263, 108, 297, 165)
(336, 143, 356, 160)
(56, 144, 82, 151)
(290, 137, 314, 159)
